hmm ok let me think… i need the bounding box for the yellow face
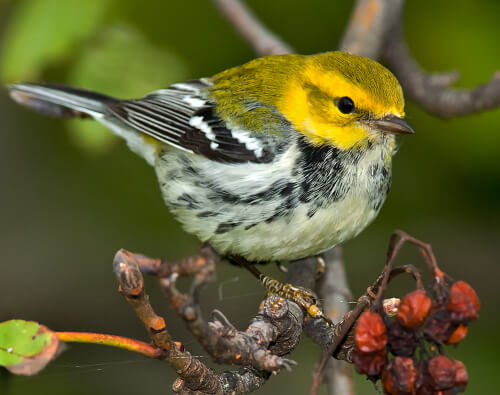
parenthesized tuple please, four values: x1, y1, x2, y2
(278, 52, 406, 150)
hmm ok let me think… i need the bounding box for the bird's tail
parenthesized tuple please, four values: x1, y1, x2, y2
(8, 83, 158, 165)
(7, 83, 116, 119)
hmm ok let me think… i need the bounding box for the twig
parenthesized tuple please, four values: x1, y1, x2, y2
(55, 332, 162, 359)
(318, 248, 355, 395)
(383, 10, 500, 118)
(388, 264, 424, 290)
(309, 254, 425, 394)
(131, 250, 211, 278)
(339, 0, 404, 59)
(160, 271, 300, 373)
(133, 245, 300, 372)
(113, 249, 220, 394)
(132, 246, 376, 394)
(211, 0, 293, 56)
(115, 248, 272, 394)
(172, 367, 268, 395)
(309, 294, 372, 395)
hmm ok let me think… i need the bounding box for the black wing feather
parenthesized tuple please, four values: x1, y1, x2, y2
(106, 80, 273, 163)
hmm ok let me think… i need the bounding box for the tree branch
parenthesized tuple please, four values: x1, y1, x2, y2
(339, 0, 404, 59)
(114, 247, 283, 394)
(159, 272, 300, 373)
(211, 0, 293, 56)
(383, 9, 500, 118)
(127, 246, 379, 394)
(113, 249, 220, 394)
(319, 248, 355, 395)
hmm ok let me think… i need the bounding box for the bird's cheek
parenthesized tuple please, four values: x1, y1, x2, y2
(308, 97, 337, 123)
(315, 123, 369, 150)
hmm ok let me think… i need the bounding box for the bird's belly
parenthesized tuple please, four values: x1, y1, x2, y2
(155, 146, 389, 262)
(208, 194, 379, 261)
(160, 179, 380, 261)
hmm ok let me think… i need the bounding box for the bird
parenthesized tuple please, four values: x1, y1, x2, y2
(8, 51, 413, 264)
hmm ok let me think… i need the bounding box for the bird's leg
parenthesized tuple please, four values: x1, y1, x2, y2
(275, 261, 288, 273)
(232, 256, 333, 326)
(315, 254, 326, 278)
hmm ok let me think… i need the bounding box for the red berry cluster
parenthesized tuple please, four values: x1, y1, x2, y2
(353, 281, 480, 394)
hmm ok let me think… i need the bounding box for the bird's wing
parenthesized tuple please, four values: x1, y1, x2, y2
(107, 79, 274, 163)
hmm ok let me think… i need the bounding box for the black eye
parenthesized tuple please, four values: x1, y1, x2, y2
(337, 96, 355, 114)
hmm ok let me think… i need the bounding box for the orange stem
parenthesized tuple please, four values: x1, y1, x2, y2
(55, 332, 162, 359)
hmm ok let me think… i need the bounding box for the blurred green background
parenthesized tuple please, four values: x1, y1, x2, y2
(0, 0, 498, 394)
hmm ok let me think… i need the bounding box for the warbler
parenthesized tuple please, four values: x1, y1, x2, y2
(8, 51, 413, 263)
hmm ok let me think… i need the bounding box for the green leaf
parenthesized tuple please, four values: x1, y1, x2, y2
(67, 26, 188, 152)
(0, 320, 62, 376)
(0, 320, 51, 367)
(1, 0, 113, 82)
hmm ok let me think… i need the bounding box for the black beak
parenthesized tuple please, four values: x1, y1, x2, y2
(366, 115, 414, 135)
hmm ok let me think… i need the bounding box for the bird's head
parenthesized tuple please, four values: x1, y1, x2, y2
(278, 52, 414, 150)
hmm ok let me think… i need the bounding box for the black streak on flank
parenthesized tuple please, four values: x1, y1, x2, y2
(244, 223, 258, 230)
(184, 166, 198, 176)
(265, 212, 282, 223)
(299, 180, 313, 203)
(197, 211, 218, 218)
(177, 193, 199, 209)
(265, 206, 289, 223)
(284, 195, 298, 210)
(369, 164, 381, 178)
(367, 163, 392, 211)
(280, 182, 296, 197)
(241, 179, 294, 204)
(215, 221, 241, 234)
(385, 174, 392, 195)
(209, 180, 298, 205)
(203, 181, 240, 204)
(307, 208, 317, 218)
(326, 160, 346, 201)
(217, 189, 241, 204)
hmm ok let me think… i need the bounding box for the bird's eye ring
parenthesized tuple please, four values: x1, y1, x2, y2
(337, 96, 355, 114)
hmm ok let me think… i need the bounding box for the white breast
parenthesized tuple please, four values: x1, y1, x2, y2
(155, 138, 393, 262)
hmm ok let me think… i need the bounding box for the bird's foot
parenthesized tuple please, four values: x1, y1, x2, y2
(260, 276, 333, 326)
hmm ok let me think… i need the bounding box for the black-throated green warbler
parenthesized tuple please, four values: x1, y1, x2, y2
(8, 52, 413, 262)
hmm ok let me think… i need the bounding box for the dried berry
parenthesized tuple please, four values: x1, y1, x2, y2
(415, 362, 433, 395)
(424, 306, 454, 343)
(355, 311, 388, 352)
(445, 324, 468, 345)
(447, 292, 478, 323)
(387, 321, 417, 357)
(428, 355, 457, 390)
(353, 348, 387, 376)
(453, 360, 468, 392)
(447, 281, 480, 323)
(382, 357, 417, 395)
(415, 383, 433, 395)
(346, 237, 476, 393)
(396, 289, 432, 328)
(452, 281, 480, 311)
